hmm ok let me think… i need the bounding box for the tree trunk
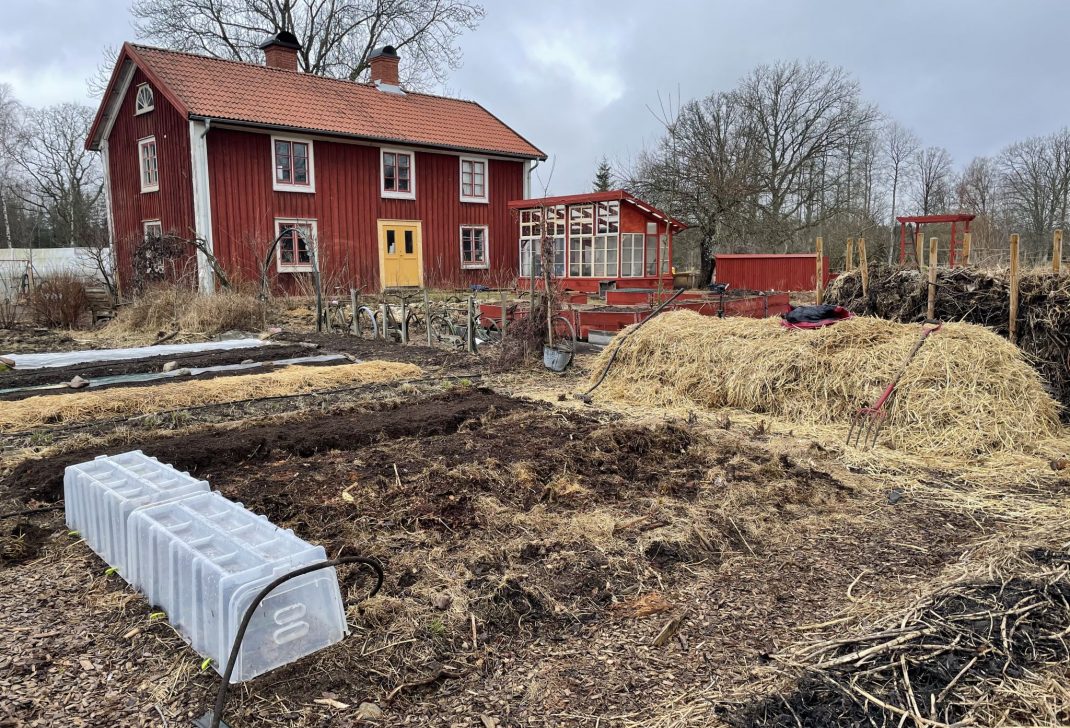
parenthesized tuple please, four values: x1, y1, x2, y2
(0, 186, 11, 249)
(887, 172, 898, 263)
(699, 240, 715, 287)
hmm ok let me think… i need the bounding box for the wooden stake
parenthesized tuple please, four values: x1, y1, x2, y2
(400, 298, 409, 343)
(961, 232, 972, 266)
(1054, 229, 1063, 274)
(845, 238, 855, 271)
(1009, 234, 1020, 343)
(815, 237, 824, 305)
(466, 295, 476, 353)
(858, 238, 869, 299)
(423, 288, 433, 347)
(927, 237, 938, 321)
(500, 288, 508, 340)
(915, 232, 924, 273)
(380, 302, 388, 341)
(350, 288, 358, 335)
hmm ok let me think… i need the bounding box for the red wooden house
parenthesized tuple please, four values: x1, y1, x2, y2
(86, 33, 546, 294)
(508, 191, 685, 294)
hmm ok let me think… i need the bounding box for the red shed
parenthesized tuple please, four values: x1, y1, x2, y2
(86, 35, 545, 294)
(508, 190, 685, 293)
(714, 253, 830, 292)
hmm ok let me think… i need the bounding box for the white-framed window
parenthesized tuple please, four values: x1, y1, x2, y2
(459, 156, 487, 203)
(593, 234, 619, 277)
(134, 84, 154, 115)
(275, 218, 317, 273)
(460, 225, 489, 269)
(519, 206, 565, 277)
(138, 136, 159, 193)
(568, 204, 594, 276)
(621, 233, 644, 277)
(272, 135, 315, 193)
(596, 200, 619, 234)
(660, 234, 670, 274)
(143, 220, 162, 242)
(381, 148, 415, 199)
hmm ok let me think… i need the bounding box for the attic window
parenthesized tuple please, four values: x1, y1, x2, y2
(135, 84, 154, 115)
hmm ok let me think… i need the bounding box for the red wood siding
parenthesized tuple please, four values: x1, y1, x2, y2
(714, 254, 830, 292)
(106, 67, 195, 289)
(205, 127, 525, 291)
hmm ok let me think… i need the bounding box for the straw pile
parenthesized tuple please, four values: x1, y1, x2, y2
(0, 361, 421, 432)
(827, 264, 1070, 415)
(589, 310, 1061, 456)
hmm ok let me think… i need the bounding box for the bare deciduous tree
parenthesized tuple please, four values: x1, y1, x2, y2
(911, 145, 953, 216)
(128, 0, 484, 88)
(12, 103, 105, 248)
(0, 83, 24, 249)
(883, 121, 919, 261)
(997, 131, 1070, 256)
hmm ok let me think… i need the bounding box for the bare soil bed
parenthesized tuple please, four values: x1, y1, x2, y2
(0, 384, 1014, 727)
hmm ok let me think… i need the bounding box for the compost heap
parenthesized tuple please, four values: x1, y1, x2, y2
(827, 263, 1070, 415)
(589, 310, 1061, 456)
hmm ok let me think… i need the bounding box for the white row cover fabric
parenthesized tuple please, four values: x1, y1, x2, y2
(3, 338, 267, 369)
(64, 451, 347, 682)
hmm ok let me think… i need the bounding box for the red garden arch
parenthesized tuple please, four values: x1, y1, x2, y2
(897, 214, 976, 267)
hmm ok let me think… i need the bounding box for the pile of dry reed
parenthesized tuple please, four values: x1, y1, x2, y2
(0, 361, 421, 432)
(589, 310, 1061, 456)
(111, 285, 267, 335)
(827, 264, 1070, 415)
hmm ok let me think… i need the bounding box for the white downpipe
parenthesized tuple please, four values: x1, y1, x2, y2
(189, 119, 216, 294)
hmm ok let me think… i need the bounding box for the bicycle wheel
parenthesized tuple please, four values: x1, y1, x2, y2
(355, 306, 378, 338)
(476, 316, 504, 345)
(428, 315, 457, 345)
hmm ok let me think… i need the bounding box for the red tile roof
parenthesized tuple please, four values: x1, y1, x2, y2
(89, 43, 545, 159)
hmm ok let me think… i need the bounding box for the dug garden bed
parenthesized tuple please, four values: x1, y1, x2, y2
(0, 385, 1001, 726)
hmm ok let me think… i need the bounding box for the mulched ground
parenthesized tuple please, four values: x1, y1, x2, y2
(0, 387, 996, 727)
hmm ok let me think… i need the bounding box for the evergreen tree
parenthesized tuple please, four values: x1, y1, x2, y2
(593, 157, 613, 192)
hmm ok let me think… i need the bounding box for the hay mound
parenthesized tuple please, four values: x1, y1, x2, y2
(589, 310, 1061, 456)
(827, 264, 1070, 415)
(0, 361, 421, 432)
(111, 285, 267, 335)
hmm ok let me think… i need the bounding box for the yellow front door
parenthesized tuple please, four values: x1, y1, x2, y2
(378, 221, 422, 288)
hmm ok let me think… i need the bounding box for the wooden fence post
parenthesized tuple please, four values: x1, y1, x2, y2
(400, 298, 409, 343)
(1009, 234, 1020, 343)
(500, 288, 508, 340)
(916, 232, 924, 273)
(815, 237, 824, 305)
(1054, 229, 1063, 274)
(845, 238, 854, 271)
(962, 232, 972, 266)
(423, 288, 433, 347)
(380, 301, 388, 341)
(858, 238, 869, 299)
(927, 237, 938, 320)
(466, 295, 477, 353)
(350, 288, 359, 335)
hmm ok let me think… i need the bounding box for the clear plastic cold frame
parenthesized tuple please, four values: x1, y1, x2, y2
(64, 451, 348, 683)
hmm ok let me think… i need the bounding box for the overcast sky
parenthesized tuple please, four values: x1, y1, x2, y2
(2, 0, 1066, 194)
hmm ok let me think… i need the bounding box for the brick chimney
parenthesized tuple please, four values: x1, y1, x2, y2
(369, 45, 400, 87)
(259, 31, 301, 72)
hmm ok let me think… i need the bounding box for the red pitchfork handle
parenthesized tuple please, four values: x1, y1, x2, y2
(868, 321, 942, 411)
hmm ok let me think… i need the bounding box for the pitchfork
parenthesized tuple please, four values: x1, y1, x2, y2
(847, 320, 942, 450)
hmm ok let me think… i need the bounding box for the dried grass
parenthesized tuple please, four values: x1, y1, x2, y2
(111, 285, 267, 335)
(0, 361, 421, 432)
(589, 310, 1063, 457)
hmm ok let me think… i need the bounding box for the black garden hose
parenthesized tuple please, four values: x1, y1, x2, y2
(202, 555, 384, 728)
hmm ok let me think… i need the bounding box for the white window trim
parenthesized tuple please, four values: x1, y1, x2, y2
(271, 135, 316, 193)
(380, 147, 416, 200)
(138, 136, 159, 193)
(274, 218, 318, 273)
(134, 83, 154, 115)
(142, 219, 162, 240)
(459, 155, 488, 204)
(460, 225, 490, 270)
